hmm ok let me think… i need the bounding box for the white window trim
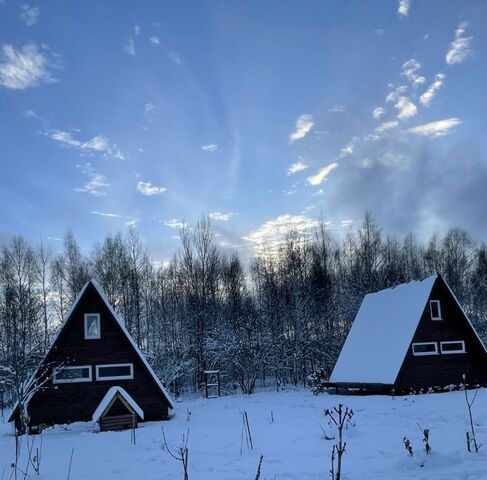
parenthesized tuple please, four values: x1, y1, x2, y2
(440, 340, 466, 354)
(53, 365, 92, 384)
(412, 342, 439, 356)
(84, 313, 101, 339)
(95, 363, 134, 381)
(430, 300, 442, 321)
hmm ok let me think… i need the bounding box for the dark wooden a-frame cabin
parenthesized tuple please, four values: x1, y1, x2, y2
(329, 274, 487, 394)
(10, 280, 174, 430)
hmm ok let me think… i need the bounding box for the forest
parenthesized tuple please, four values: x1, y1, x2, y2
(1, 212, 487, 405)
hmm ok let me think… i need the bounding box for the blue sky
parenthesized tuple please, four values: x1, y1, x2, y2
(1, 0, 486, 261)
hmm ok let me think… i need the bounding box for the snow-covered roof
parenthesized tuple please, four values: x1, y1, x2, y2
(92, 386, 144, 422)
(330, 275, 438, 385)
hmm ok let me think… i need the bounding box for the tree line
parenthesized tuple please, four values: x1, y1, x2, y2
(1, 212, 487, 403)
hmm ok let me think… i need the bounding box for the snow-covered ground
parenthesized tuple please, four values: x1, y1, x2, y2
(1, 388, 486, 479)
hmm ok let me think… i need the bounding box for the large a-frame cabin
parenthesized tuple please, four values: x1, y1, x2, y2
(329, 274, 487, 394)
(10, 280, 174, 431)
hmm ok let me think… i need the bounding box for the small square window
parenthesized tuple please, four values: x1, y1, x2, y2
(84, 313, 100, 339)
(430, 300, 442, 320)
(440, 341, 466, 354)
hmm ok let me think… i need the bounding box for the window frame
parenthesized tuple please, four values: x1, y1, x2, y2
(53, 365, 92, 384)
(95, 363, 134, 381)
(84, 313, 101, 340)
(412, 342, 439, 356)
(440, 340, 466, 354)
(429, 300, 442, 321)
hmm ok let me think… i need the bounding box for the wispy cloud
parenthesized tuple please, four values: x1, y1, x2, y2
(201, 144, 218, 152)
(446, 22, 473, 65)
(168, 52, 183, 65)
(209, 212, 234, 221)
(401, 58, 425, 86)
(163, 219, 186, 229)
(407, 118, 462, 137)
(375, 120, 399, 133)
(74, 164, 110, 197)
(287, 160, 308, 175)
(243, 214, 319, 253)
(136, 181, 166, 196)
(395, 96, 417, 119)
(19, 4, 39, 26)
(0, 43, 59, 90)
(307, 162, 338, 186)
(149, 36, 160, 45)
(123, 38, 136, 56)
(91, 211, 124, 218)
(49, 130, 126, 160)
(420, 73, 445, 106)
(134, 25, 140, 36)
(145, 103, 156, 114)
(289, 114, 314, 143)
(372, 107, 385, 119)
(398, 0, 411, 17)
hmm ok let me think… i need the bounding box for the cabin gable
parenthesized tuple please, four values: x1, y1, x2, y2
(395, 276, 487, 391)
(24, 281, 172, 427)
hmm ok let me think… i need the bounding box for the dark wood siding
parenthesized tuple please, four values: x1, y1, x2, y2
(395, 276, 487, 391)
(26, 283, 170, 427)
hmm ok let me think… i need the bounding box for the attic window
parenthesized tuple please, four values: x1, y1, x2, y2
(440, 341, 466, 354)
(53, 365, 92, 384)
(412, 342, 438, 356)
(430, 300, 442, 320)
(96, 363, 134, 381)
(84, 313, 100, 339)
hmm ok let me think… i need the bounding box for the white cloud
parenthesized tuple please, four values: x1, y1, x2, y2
(398, 0, 411, 17)
(19, 4, 39, 26)
(164, 219, 186, 229)
(209, 212, 234, 221)
(385, 84, 408, 103)
(446, 22, 473, 65)
(168, 52, 183, 65)
(407, 118, 462, 137)
(136, 181, 166, 196)
(372, 107, 385, 119)
(287, 160, 308, 175)
(145, 103, 156, 114)
(0, 43, 59, 90)
(420, 73, 446, 106)
(307, 162, 338, 186)
(339, 143, 354, 159)
(243, 214, 319, 253)
(149, 36, 160, 45)
(91, 211, 123, 218)
(329, 105, 345, 113)
(401, 58, 425, 87)
(74, 164, 110, 197)
(375, 120, 399, 133)
(134, 25, 140, 36)
(50, 130, 126, 160)
(395, 97, 417, 119)
(124, 38, 136, 56)
(201, 144, 218, 152)
(341, 219, 353, 227)
(289, 114, 314, 143)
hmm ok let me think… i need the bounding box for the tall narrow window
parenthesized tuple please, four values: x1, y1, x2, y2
(84, 313, 101, 339)
(430, 300, 442, 320)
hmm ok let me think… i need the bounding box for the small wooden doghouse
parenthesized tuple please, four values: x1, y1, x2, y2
(92, 386, 143, 431)
(10, 280, 174, 431)
(328, 274, 487, 394)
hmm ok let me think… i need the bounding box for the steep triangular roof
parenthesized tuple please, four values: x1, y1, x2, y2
(11, 279, 174, 419)
(330, 275, 438, 385)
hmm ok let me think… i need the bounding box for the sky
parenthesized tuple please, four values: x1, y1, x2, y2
(1, 0, 487, 262)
